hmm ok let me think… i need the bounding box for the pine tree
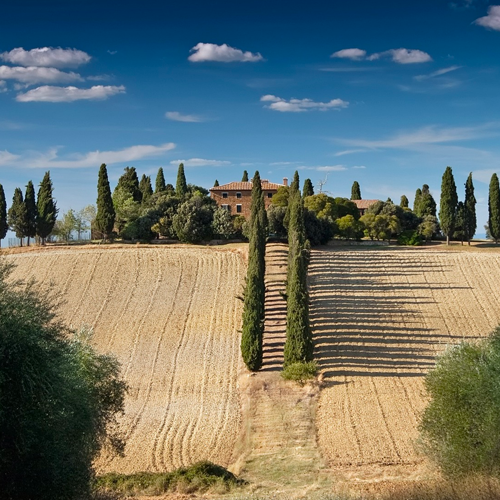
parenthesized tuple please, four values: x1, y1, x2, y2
(439, 166, 458, 245)
(176, 163, 188, 198)
(155, 167, 166, 193)
(95, 164, 115, 240)
(414, 188, 422, 214)
(139, 174, 153, 203)
(464, 173, 476, 245)
(489, 173, 500, 244)
(214, 179, 219, 187)
(115, 167, 142, 203)
(242, 170, 249, 182)
(36, 172, 57, 245)
(8, 188, 28, 246)
(351, 181, 361, 200)
(400, 195, 409, 208)
(303, 178, 314, 198)
(0, 184, 8, 248)
(24, 180, 37, 246)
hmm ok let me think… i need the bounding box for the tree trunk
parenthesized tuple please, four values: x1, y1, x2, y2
(446, 234, 450, 245)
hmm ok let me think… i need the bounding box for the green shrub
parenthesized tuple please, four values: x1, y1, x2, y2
(397, 229, 423, 246)
(281, 361, 317, 385)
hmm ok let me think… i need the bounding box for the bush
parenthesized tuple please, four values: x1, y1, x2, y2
(172, 198, 214, 243)
(281, 361, 317, 385)
(397, 229, 423, 246)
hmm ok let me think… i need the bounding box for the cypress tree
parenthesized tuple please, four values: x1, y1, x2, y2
(95, 163, 115, 240)
(453, 201, 465, 245)
(155, 167, 166, 193)
(242, 170, 249, 182)
(24, 180, 37, 246)
(303, 178, 314, 198)
(0, 184, 8, 247)
(464, 173, 476, 245)
(214, 179, 219, 187)
(241, 171, 266, 371)
(290, 171, 300, 192)
(439, 166, 458, 245)
(489, 173, 500, 244)
(36, 172, 57, 245)
(419, 184, 437, 217)
(139, 174, 153, 203)
(414, 188, 422, 214)
(400, 195, 409, 208)
(284, 170, 300, 230)
(176, 163, 188, 198)
(8, 188, 28, 246)
(115, 167, 142, 203)
(351, 181, 361, 200)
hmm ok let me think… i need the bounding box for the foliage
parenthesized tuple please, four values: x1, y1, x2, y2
(115, 166, 142, 203)
(213, 179, 219, 187)
(241, 170, 249, 182)
(0, 262, 126, 500)
(418, 215, 439, 242)
(397, 229, 423, 246)
(414, 188, 422, 213)
(267, 204, 287, 239)
(76, 205, 95, 239)
(24, 180, 37, 244)
(95, 164, 115, 240)
(334, 197, 360, 220)
(36, 171, 58, 244)
(351, 180, 361, 200)
(53, 209, 77, 242)
(337, 214, 364, 240)
(302, 178, 314, 198)
(121, 211, 157, 241)
(464, 173, 476, 244)
(155, 167, 166, 193)
(281, 361, 317, 385)
(360, 213, 400, 241)
(304, 193, 336, 220)
(271, 185, 289, 207)
(232, 215, 246, 239)
(489, 173, 500, 244)
(453, 202, 465, 243)
(139, 174, 153, 203)
(172, 196, 214, 243)
(96, 461, 245, 496)
(400, 207, 421, 231)
(304, 209, 334, 246)
(415, 184, 437, 218)
(419, 326, 500, 478)
(400, 194, 409, 208)
(0, 184, 7, 246)
(176, 163, 188, 198)
(439, 166, 458, 244)
(8, 188, 28, 243)
(212, 207, 237, 239)
(112, 187, 141, 234)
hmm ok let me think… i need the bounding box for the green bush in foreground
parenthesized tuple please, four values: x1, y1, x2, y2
(281, 361, 317, 385)
(96, 461, 245, 496)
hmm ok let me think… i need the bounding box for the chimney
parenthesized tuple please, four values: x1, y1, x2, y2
(283, 177, 288, 187)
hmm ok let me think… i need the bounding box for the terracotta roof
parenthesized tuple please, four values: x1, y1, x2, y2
(210, 180, 284, 191)
(352, 199, 379, 210)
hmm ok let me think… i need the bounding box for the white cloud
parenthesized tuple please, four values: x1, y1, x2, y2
(414, 65, 462, 81)
(0, 143, 175, 169)
(352, 165, 366, 169)
(334, 149, 367, 156)
(169, 158, 230, 167)
(165, 111, 205, 122)
(16, 85, 125, 102)
(0, 47, 91, 68)
(0, 65, 82, 85)
(0, 80, 6, 93)
(300, 165, 347, 172)
(107, 50, 118, 55)
(269, 161, 300, 165)
(475, 6, 500, 31)
(473, 169, 498, 183)
(331, 48, 367, 60)
(261, 95, 349, 112)
(188, 43, 263, 62)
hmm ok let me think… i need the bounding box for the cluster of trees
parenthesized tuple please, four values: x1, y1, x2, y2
(0, 172, 57, 247)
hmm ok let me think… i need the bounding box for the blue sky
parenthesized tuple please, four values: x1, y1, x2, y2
(1, 0, 500, 234)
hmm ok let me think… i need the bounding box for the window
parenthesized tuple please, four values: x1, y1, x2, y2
(267, 192, 273, 198)
(222, 192, 228, 199)
(236, 192, 242, 199)
(236, 205, 242, 213)
(222, 204, 230, 212)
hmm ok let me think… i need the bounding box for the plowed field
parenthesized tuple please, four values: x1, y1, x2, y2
(6, 245, 245, 474)
(309, 247, 500, 474)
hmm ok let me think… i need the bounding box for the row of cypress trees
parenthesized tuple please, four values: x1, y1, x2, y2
(0, 172, 57, 247)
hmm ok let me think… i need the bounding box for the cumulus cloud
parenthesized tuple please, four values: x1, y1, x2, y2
(16, 85, 125, 102)
(0, 65, 82, 85)
(188, 43, 263, 62)
(475, 6, 500, 31)
(414, 65, 462, 81)
(261, 95, 348, 112)
(0, 47, 91, 68)
(169, 158, 230, 167)
(165, 111, 206, 122)
(331, 48, 367, 60)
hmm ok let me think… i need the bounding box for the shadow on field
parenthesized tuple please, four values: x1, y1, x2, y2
(309, 248, 474, 382)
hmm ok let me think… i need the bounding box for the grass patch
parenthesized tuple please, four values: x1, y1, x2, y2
(95, 461, 246, 496)
(281, 361, 317, 385)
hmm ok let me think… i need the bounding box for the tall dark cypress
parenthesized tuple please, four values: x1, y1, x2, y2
(303, 178, 314, 198)
(413, 188, 422, 214)
(284, 170, 300, 230)
(8, 188, 28, 246)
(419, 184, 437, 217)
(350, 181, 361, 200)
(463, 173, 476, 245)
(139, 174, 153, 203)
(95, 164, 115, 240)
(241, 171, 266, 371)
(36, 172, 57, 245)
(176, 163, 188, 198)
(0, 184, 8, 247)
(242, 170, 249, 182)
(155, 167, 166, 193)
(400, 195, 409, 208)
(489, 173, 500, 244)
(213, 179, 219, 187)
(115, 167, 142, 202)
(439, 166, 458, 245)
(24, 180, 37, 246)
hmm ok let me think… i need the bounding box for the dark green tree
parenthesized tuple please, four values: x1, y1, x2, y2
(176, 163, 188, 198)
(350, 181, 361, 200)
(0, 184, 8, 247)
(284, 171, 300, 230)
(139, 174, 153, 203)
(414, 188, 422, 213)
(302, 178, 314, 198)
(419, 184, 437, 217)
(400, 195, 409, 208)
(172, 197, 214, 243)
(24, 180, 37, 246)
(115, 167, 142, 203)
(155, 167, 166, 193)
(36, 171, 58, 245)
(290, 170, 300, 193)
(214, 179, 219, 187)
(463, 173, 476, 245)
(95, 164, 116, 240)
(489, 173, 500, 244)
(8, 188, 28, 246)
(242, 170, 249, 182)
(453, 201, 465, 245)
(439, 167, 458, 245)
